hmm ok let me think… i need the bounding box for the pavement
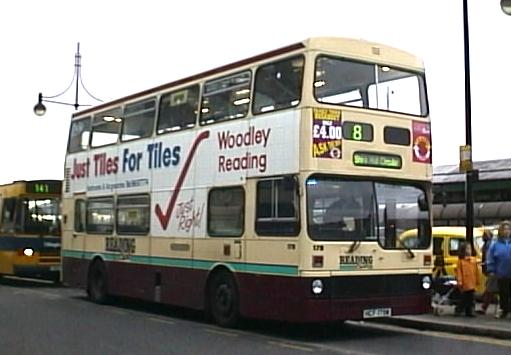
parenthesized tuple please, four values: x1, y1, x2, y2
(379, 302, 511, 340)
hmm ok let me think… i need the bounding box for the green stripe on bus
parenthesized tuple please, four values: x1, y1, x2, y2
(62, 250, 84, 259)
(339, 264, 358, 271)
(244, 263, 297, 275)
(62, 249, 298, 276)
(148, 255, 193, 268)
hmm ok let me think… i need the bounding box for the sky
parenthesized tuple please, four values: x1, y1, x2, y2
(1, 0, 510, 184)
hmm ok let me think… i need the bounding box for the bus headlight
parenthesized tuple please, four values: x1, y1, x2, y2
(421, 276, 432, 290)
(312, 279, 324, 295)
(23, 248, 34, 257)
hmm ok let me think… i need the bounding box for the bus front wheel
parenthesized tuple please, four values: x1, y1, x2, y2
(208, 271, 240, 327)
(87, 261, 109, 304)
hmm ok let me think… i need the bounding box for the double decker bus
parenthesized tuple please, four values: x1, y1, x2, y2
(62, 37, 432, 326)
(0, 180, 61, 282)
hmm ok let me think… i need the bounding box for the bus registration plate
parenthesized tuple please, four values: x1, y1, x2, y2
(363, 307, 391, 318)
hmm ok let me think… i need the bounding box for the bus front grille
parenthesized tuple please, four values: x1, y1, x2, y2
(328, 274, 425, 299)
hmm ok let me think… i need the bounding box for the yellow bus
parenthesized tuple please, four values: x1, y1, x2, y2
(0, 180, 61, 282)
(61, 37, 433, 326)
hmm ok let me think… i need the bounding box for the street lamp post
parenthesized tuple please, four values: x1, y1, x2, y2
(33, 43, 102, 116)
(462, 0, 475, 252)
(462, 1, 510, 251)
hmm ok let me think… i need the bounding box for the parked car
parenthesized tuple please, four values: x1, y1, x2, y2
(400, 226, 487, 295)
(432, 226, 486, 295)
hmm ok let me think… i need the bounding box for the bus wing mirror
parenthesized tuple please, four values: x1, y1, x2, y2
(418, 195, 428, 211)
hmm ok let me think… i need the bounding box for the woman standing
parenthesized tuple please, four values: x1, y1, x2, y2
(486, 220, 511, 319)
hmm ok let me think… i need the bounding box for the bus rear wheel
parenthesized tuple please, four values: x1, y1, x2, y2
(87, 261, 109, 304)
(208, 271, 239, 327)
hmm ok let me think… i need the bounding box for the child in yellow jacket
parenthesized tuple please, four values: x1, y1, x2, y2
(455, 242, 480, 317)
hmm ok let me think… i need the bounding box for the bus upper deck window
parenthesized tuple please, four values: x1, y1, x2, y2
(122, 98, 156, 141)
(158, 85, 199, 134)
(200, 71, 251, 125)
(68, 117, 91, 153)
(314, 55, 428, 117)
(90, 108, 122, 148)
(253, 55, 304, 115)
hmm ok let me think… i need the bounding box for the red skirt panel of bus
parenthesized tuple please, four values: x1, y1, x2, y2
(62, 257, 430, 322)
(237, 273, 431, 322)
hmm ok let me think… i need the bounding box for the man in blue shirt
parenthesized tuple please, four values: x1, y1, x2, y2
(487, 220, 511, 318)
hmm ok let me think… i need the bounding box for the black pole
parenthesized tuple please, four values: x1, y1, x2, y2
(74, 42, 81, 110)
(463, 0, 474, 253)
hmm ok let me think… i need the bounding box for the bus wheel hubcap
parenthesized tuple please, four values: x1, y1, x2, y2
(215, 284, 232, 314)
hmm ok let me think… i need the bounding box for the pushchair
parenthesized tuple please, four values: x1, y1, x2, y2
(431, 275, 462, 316)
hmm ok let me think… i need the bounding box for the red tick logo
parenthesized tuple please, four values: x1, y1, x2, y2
(155, 130, 210, 230)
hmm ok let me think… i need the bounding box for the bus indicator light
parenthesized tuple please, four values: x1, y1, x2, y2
(424, 254, 432, 266)
(312, 255, 324, 268)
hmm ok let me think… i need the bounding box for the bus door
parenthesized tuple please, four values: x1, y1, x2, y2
(71, 195, 86, 259)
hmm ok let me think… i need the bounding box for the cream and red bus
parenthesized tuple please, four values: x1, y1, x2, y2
(0, 180, 61, 282)
(62, 37, 432, 326)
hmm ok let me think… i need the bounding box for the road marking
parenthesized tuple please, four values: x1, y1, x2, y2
(197, 326, 377, 355)
(200, 324, 376, 355)
(204, 328, 239, 337)
(268, 340, 314, 352)
(110, 309, 128, 316)
(11, 288, 62, 300)
(360, 321, 511, 348)
(421, 329, 511, 348)
(147, 317, 175, 325)
(300, 341, 378, 355)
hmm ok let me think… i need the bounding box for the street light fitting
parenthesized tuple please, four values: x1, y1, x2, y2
(33, 93, 46, 116)
(34, 43, 102, 116)
(502, 0, 511, 15)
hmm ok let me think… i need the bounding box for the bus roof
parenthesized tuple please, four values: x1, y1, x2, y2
(0, 179, 62, 188)
(303, 37, 424, 70)
(72, 37, 424, 119)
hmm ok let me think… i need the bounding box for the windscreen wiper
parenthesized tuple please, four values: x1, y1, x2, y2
(347, 240, 361, 253)
(403, 244, 415, 259)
